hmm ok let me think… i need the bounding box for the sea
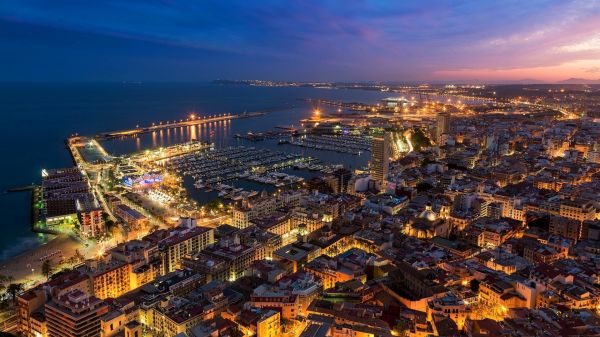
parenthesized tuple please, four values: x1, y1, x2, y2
(0, 82, 391, 260)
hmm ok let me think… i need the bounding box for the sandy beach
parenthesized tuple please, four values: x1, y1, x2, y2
(0, 234, 81, 285)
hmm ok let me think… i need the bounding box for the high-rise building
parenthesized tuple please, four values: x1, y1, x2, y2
(45, 290, 108, 337)
(158, 225, 215, 274)
(76, 197, 105, 238)
(436, 112, 451, 142)
(332, 168, 352, 194)
(370, 132, 391, 189)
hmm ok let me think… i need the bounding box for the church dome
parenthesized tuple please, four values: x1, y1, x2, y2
(418, 202, 437, 221)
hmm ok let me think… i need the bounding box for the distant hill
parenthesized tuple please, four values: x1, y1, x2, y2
(557, 78, 600, 84)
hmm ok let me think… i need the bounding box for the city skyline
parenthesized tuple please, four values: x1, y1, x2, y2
(2, 2, 600, 337)
(1, 0, 600, 82)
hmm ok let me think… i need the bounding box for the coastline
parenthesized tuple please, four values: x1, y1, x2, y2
(0, 234, 80, 284)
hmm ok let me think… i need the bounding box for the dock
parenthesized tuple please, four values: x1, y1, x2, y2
(93, 111, 266, 140)
(7, 184, 36, 193)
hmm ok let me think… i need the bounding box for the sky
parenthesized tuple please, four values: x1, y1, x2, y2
(1, 0, 600, 83)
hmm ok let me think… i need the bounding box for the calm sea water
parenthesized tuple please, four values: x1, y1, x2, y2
(0, 82, 389, 260)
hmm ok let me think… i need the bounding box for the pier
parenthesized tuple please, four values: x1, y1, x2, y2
(93, 111, 266, 140)
(7, 184, 36, 193)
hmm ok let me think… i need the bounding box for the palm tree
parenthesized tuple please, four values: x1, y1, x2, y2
(74, 249, 84, 262)
(6, 283, 23, 304)
(42, 260, 52, 280)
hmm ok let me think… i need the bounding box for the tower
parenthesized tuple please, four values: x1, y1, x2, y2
(371, 131, 391, 190)
(436, 112, 451, 143)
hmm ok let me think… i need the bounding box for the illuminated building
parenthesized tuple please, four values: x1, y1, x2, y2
(332, 168, 352, 194)
(114, 204, 148, 231)
(158, 225, 215, 274)
(78, 259, 133, 300)
(233, 309, 281, 337)
(76, 197, 105, 238)
(123, 321, 142, 337)
(301, 192, 341, 220)
(306, 301, 391, 334)
(246, 260, 286, 283)
(381, 97, 409, 109)
(274, 242, 321, 273)
(255, 310, 280, 337)
(436, 112, 451, 143)
(558, 199, 596, 221)
(181, 252, 229, 282)
(100, 310, 126, 337)
(17, 288, 47, 337)
(42, 167, 92, 224)
(467, 218, 521, 248)
(523, 242, 567, 264)
(464, 319, 503, 337)
(364, 194, 408, 215)
(478, 277, 527, 313)
(27, 312, 47, 337)
(238, 225, 283, 259)
(304, 252, 368, 290)
(387, 263, 448, 311)
(291, 209, 329, 234)
(251, 285, 301, 320)
(18, 271, 94, 337)
(251, 211, 295, 244)
(143, 279, 228, 335)
(149, 302, 209, 337)
(406, 203, 451, 239)
(232, 191, 277, 228)
(232, 207, 251, 229)
(203, 234, 265, 281)
(321, 280, 375, 304)
(370, 132, 391, 189)
(45, 290, 108, 337)
(121, 172, 163, 191)
(251, 272, 321, 319)
(426, 293, 470, 330)
(276, 190, 303, 208)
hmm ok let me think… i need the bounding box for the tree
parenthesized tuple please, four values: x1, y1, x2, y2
(41, 260, 52, 280)
(6, 283, 23, 304)
(204, 198, 224, 213)
(74, 249, 84, 262)
(0, 275, 11, 283)
(411, 127, 432, 151)
(0, 274, 13, 294)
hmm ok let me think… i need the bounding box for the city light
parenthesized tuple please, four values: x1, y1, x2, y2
(7, 4, 600, 337)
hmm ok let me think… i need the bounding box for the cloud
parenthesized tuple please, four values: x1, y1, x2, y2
(1, 0, 600, 81)
(584, 66, 600, 73)
(557, 35, 600, 53)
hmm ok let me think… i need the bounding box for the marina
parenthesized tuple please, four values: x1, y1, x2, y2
(164, 146, 316, 186)
(0, 82, 388, 262)
(282, 134, 371, 154)
(243, 171, 304, 187)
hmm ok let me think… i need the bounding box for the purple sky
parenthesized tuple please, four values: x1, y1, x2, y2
(1, 0, 600, 82)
